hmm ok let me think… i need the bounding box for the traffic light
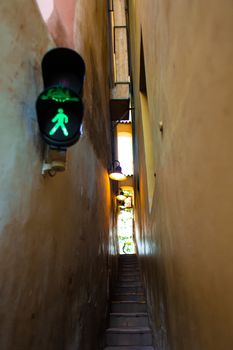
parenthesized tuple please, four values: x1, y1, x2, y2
(36, 48, 85, 148)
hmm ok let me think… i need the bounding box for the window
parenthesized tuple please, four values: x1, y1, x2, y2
(116, 123, 133, 176)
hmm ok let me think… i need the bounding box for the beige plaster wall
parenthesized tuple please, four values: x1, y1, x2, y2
(129, 1, 233, 349)
(0, 1, 116, 349)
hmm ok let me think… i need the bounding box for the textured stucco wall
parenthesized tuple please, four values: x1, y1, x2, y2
(129, 1, 233, 349)
(0, 1, 116, 349)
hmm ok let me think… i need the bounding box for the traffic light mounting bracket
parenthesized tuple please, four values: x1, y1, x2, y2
(41, 146, 67, 176)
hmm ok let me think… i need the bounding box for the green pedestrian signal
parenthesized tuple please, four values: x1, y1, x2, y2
(36, 48, 85, 148)
(49, 108, 69, 137)
(36, 86, 84, 147)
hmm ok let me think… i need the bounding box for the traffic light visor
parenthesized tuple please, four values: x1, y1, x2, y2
(41, 48, 85, 95)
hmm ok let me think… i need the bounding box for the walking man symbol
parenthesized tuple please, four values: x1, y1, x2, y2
(49, 108, 69, 137)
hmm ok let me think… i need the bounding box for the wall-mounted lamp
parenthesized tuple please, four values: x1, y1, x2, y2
(109, 160, 127, 181)
(116, 189, 127, 201)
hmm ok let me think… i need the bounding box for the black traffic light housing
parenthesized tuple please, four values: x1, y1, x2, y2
(36, 48, 85, 148)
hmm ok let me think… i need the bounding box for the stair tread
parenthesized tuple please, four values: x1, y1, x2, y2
(113, 291, 144, 295)
(106, 327, 151, 333)
(116, 284, 143, 286)
(112, 301, 146, 304)
(117, 282, 142, 283)
(115, 286, 144, 289)
(114, 291, 144, 294)
(110, 312, 148, 317)
(117, 281, 142, 283)
(104, 347, 154, 350)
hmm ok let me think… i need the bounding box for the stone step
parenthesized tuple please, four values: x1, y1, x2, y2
(105, 327, 152, 346)
(119, 278, 141, 283)
(119, 262, 138, 266)
(119, 268, 140, 275)
(114, 291, 144, 296)
(119, 261, 139, 265)
(119, 270, 140, 275)
(104, 347, 154, 350)
(115, 286, 144, 294)
(119, 254, 137, 259)
(117, 281, 143, 288)
(111, 301, 147, 313)
(109, 313, 149, 327)
(119, 274, 141, 279)
(119, 272, 140, 277)
(112, 293, 145, 302)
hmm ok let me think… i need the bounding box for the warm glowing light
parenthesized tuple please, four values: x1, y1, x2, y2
(109, 172, 127, 181)
(109, 161, 127, 181)
(116, 189, 127, 201)
(116, 194, 126, 201)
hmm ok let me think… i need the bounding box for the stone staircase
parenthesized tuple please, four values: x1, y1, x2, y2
(103, 254, 154, 350)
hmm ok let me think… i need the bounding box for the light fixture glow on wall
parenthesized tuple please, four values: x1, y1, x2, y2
(109, 160, 127, 181)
